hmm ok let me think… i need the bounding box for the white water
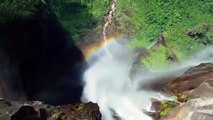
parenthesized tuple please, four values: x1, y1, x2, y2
(102, 0, 116, 41)
(102, 0, 117, 57)
(81, 42, 213, 120)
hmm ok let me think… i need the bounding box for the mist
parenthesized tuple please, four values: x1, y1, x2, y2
(81, 38, 213, 120)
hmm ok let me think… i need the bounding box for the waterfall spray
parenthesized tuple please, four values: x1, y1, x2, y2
(82, 42, 213, 120)
(82, 0, 213, 119)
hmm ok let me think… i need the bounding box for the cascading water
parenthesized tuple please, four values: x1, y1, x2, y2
(82, 40, 213, 120)
(81, 0, 213, 120)
(102, 0, 117, 57)
(102, 0, 116, 42)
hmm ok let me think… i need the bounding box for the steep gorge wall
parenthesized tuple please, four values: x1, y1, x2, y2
(0, 0, 85, 105)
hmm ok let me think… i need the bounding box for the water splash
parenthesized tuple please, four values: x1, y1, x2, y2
(81, 41, 156, 120)
(82, 40, 213, 120)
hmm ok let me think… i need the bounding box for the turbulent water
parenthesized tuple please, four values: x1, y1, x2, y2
(81, 39, 213, 120)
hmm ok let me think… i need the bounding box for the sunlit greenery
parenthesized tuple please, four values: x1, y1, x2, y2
(48, 0, 213, 68)
(159, 94, 189, 117)
(1, 0, 212, 68)
(49, 0, 212, 58)
(160, 100, 179, 117)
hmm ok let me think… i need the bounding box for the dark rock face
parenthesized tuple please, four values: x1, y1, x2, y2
(11, 107, 48, 120)
(0, 2, 85, 105)
(148, 99, 161, 120)
(11, 106, 41, 120)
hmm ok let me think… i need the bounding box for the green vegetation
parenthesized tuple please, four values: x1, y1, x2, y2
(61, 114, 68, 120)
(0, 0, 42, 22)
(1, 0, 212, 68)
(76, 103, 86, 112)
(48, 0, 110, 43)
(160, 100, 179, 117)
(121, 0, 213, 69)
(116, 0, 213, 42)
(47, 0, 213, 68)
(159, 94, 189, 117)
(51, 108, 68, 120)
(142, 45, 171, 69)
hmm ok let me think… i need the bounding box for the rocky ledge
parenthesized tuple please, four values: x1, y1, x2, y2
(0, 99, 101, 120)
(158, 63, 213, 120)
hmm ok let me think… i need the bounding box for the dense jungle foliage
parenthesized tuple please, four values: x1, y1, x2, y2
(49, 0, 213, 68)
(0, 0, 212, 69)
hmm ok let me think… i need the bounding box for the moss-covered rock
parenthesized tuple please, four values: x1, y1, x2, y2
(187, 24, 213, 45)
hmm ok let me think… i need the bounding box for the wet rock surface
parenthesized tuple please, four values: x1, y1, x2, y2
(169, 63, 213, 92)
(156, 63, 213, 120)
(160, 98, 213, 120)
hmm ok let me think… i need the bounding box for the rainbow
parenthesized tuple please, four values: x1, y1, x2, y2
(80, 34, 125, 61)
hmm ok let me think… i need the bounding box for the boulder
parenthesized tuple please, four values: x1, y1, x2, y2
(11, 106, 41, 120)
(183, 82, 213, 98)
(169, 63, 213, 92)
(0, 99, 20, 120)
(159, 63, 213, 120)
(160, 98, 213, 120)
